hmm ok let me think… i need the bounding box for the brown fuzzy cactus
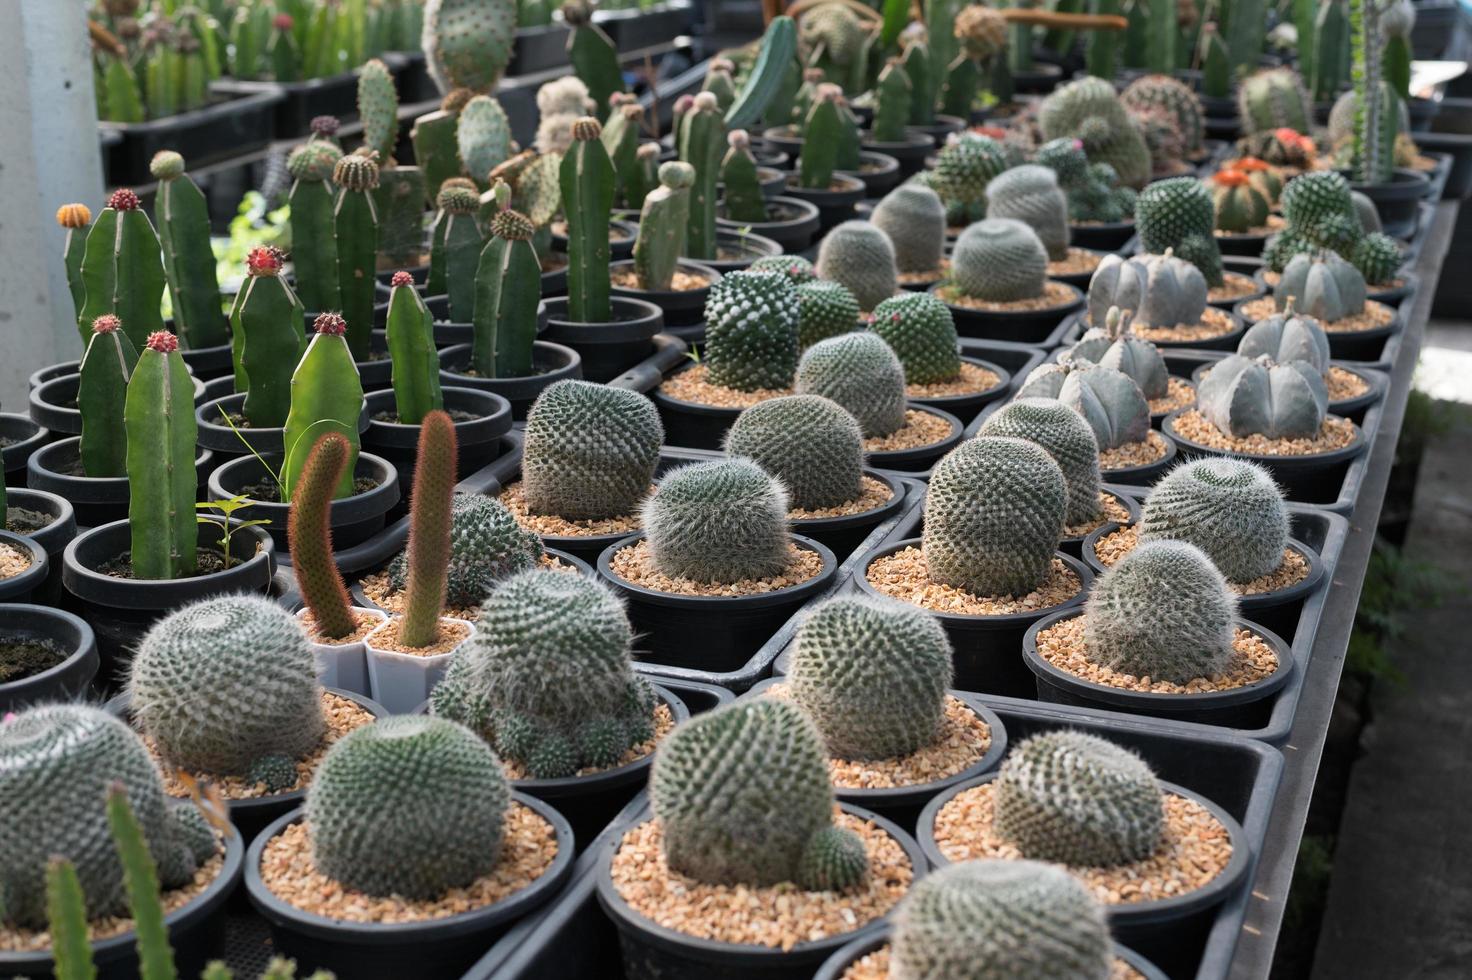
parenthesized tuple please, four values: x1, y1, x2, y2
(400, 410, 459, 648)
(289, 432, 358, 639)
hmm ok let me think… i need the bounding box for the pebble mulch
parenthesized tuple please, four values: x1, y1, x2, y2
(904, 361, 1002, 399)
(867, 549, 1082, 617)
(365, 617, 472, 657)
(863, 410, 954, 453)
(789, 476, 895, 520)
(1170, 410, 1358, 455)
(936, 279, 1078, 313)
(1130, 306, 1239, 343)
(608, 539, 824, 597)
(839, 945, 1148, 980)
(1034, 616, 1280, 694)
(1206, 272, 1261, 303)
(658, 364, 792, 409)
(1063, 492, 1134, 540)
(1098, 430, 1172, 470)
(1149, 376, 1197, 416)
(1238, 296, 1396, 333)
(499, 482, 647, 537)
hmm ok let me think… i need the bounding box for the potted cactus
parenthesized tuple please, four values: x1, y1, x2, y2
(715, 129, 822, 254)
(923, 130, 1009, 237)
(772, 85, 868, 228)
(150, 152, 234, 377)
(1136, 176, 1267, 308)
(1211, 168, 1286, 256)
(813, 219, 898, 313)
(871, 183, 951, 290)
(859, 58, 938, 175)
(285, 136, 344, 315)
(1244, 251, 1402, 361)
(1034, 136, 1138, 252)
(609, 160, 722, 328)
(869, 293, 1012, 424)
(986, 163, 1106, 289)
(928, 218, 1085, 344)
(1080, 252, 1247, 350)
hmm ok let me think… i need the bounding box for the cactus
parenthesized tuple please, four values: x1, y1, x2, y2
(470, 190, 542, 379)
(789, 279, 857, 349)
(642, 458, 790, 584)
(931, 131, 1009, 225)
(286, 141, 343, 314)
(869, 293, 962, 386)
(289, 433, 359, 640)
(702, 58, 738, 113)
(799, 3, 871, 93)
(1238, 128, 1317, 172)
(389, 494, 542, 606)
(1349, 0, 1396, 184)
(1135, 177, 1224, 287)
(633, 162, 694, 291)
(1274, 252, 1367, 321)
(421, 0, 515, 95)
(77, 315, 138, 479)
(1235, 157, 1285, 205)
(427, 182, 485, 323)
(797, 86, 849, 191)
(1039, 76, 1152, 189)
(1238, 304, 1330, 376)
(151, 152, 228, 350)
(703, 270, 802, 392)
(1196, 353, 1328, 439)
(234, 246, 307, 427)
(725, 15, 799, 130)
(77, 189, 167, 351)
(994, 730, 1164, 865)
(788, 595, 952, 760)
(649, 699, 867, 890)
(333, 152, 381, 361)
(1352, 233, 1402, 284)
(870, 183, 946, 275)
(1265, 169, 1399, 276)
(282, 313, 365, 500)
(399, 411, 459, 648)
(951, 219, 1048, 303)
(412, 90, 472, 204)
(1023, 361, 1151, 451)
(521, 380, 662, 520)
(871, 58, 912, 143)
(1086, 250, 1207, 330)
(813, 220, 897, 312)
(1121, 74, 1204, 156)
(1035, 138, 1137, 224)
(562, 1, 624, 115)
(725, 395, 863, 510)
(1069, 307, 1170, 401)
(1140, 458, 1289, 582)
(0, 705, 206, 930)
(431, 570, 655, 777)
(924, 436, 1067, 596)
(748, 254, 817, 283)
(307, 715, 509, 899)
(671, 92, 723, 262)
(1237, 68, 1314, 135)
(386, 272, 445, 424)
(795, 332, 908, 438)
(56, 203, 92, 322)
(457, 94, 513, 186)
(561, 117, 616, 323)
(900, 34, 934, 125)
(357, 59, 399, 166)
(985, 165, 1071, 262)
(125, 332, 197, 580)
(1212, 169, 1271, 233)
(721, 129, 768, 224)
(602, 99, 646, 208)
(979, 398, 1102, 526)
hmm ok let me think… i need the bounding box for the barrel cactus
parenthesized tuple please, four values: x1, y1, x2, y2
(1135, 177, 1224, 287)
(1237, 68, 1313, 134)
(931, 131, 1010, 223)
(870, 183, 947, 274)
(1038, 76, 1152, 190)
(795, 332, 908, 438)
(796, 279, 861, 348)
(978, 399, 1102, 526)
(1121, 74, 1205, 156)
(1067, 307, 1170, 400)
(642, 458, 790, 583)
(522, 380, 663, 520)
(1274, 252, 1367, 322)
(748, 254, 817, 283)
(1212, 169, 1271, 233)
(1140, 458, 1289, 582)
(985, 165, 1071, 261)
(951, 219, 1048, 303)
(388, 494, 543, 606)
(725, 395, 864, 510)
(814, 220, 898, 312)
(869, 292, 962, 386)
(703, 270, 801, 391)
(1352, 233, 1402, 285)
(1237, 305, 1330, 376)
(1086, 251, 1207, 331)
(1196, 353, 1328, 439)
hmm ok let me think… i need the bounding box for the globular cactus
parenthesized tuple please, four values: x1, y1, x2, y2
(979, 399, 1102, 526)
(748, 254, 817, 283)
(1129, 103, 1189, 180)
(1039, 76, 1152, 190)
(421, 0, 515, 96)
(233, 245, 306, 427)
(1280, 170, 1356, 235)
(1196, 353, 1328, 440)
(1350, 189, 1382, 234)
(457, 94, 513, 186)
(289, 433, 359, 641)
(869, 292, 962, 386)
(1035, 138, 1138, 224)
(306, 715, 510, 899)
(721, 129, 768, 225)
(1352, 233, 1402, 284)
(1121, 74, 1204, 156)
(870, 183, 946, 275)
(1238, 303, 1330, 376)
(924, 436, 1067, 596)
(389, 494, 542, 606)
(703, 270, 801, 392)
(472, 187, 542, 379)
(1086, 251, 1207, 331)
(427, 180, 487, 324)
(399, 411, 460, 648)
(1135, 177, 1224, 287)
(125, 332, 197, 580)
(282, 313, 365, 500)
(1212, 169, 1271, 233)
(994, 730, 1164, 866)
(77, 314, 138, 479)
(1237, 68, 1313, 135)
(129, 595, 325, 777)
(795, 332, 908, 438)
(890, 859, 1113, 980)
(725, 395, 864, 510)
(1140, 458, 1289, 582)
(789, 595, 953, 760)
(1235, 157, 1285, 205)
(561, 117, 616, 323)
(1237, 128, 1316, 171)
(56, 203, 92, 322)
(431, 570, 656, 778)
(151, 152, 229, 350)
(1083, 539, 1238, 683)
(951, 219, 1048, 303)
(77, 188, 166, 350)
(522, 380, 663, 520)
(985, 165, 1071, 262)
(333, 152, 381, 361)
(1274, 252, 1367, 322)
(285, 141, 343, 314)
(0, 705, 205, 929)
(1067, 307, 1170, 400)
(633, 162, 695, 291)
(795, 279, 861, 349)
(813, 220, 897, 312)
(386, 271, 444, 425)
(931, 131, 1009, 225)
(649, 699, 868, 890)
(642, 458, 790, 584)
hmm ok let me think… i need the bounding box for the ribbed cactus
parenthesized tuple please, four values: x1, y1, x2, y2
(77, 314, 137, 479)
(994, 731, 1164, 866)
(1140, 458, 1289, 582)
(562, 1, 625, 115)
(643, 458, 790, 584)
(951, 219, 1048, 303)
(77, 188, 167, 351)
(1086, 251, 1207, 331)
(472, 189, 542, 379)
(522, 380, 663, 520)
(125, 332, 197, 579)
(561, 117, 616, 323)
(1196, 353, 1328, 440)
(789, 595, 952, 760)
(1135, 178, 1224, 287)
(633, 162, 694, 291)
(870, 183, 946, 275)
(234, 246, 306, 427)
(286, 141, 343, 314)
(431, 570, 656, 777)
(985, 166, 1071, 262)
(412, 90, 471, 204)
(797, 85, 854, 191)
(725, 395, 864, 510)
(924, 437, 1067, 596)
(1352, 233, 1402, 284)
(56, 203, 92, 322)
(427, 182, 486, 324)
(649, 699, 868, 890)
(1274, 252, 1367, 322)
(748, 255, 817, 283)
(703, 270, 801, 392)
(794, 279, 861, 349)
(1024, 361, 1151, 451)
(0, 705, 205, 929)
(1237, 68, 1314, 135)
(979, 399, 1102, 526)
(457, 94, 513, 186)
(795, 332, 908, 438)
(721, 129, 768, 224)
(871, 58, 912, 144)
(388, 494, 542, 606)
(421, 0, 515, 95)
(307, 715, 509, 899)
(333, 152, 381, 361)
(1212, 170, 1271, 234)
(931, 131, 1009, 224)
(289, 433, 359, 641)
(151, 152, 228, 350)
(678, 92, 726, 262)
(602, 97, 646, 209)
(1121, 74, 1204, 156)
(1238, 304, 1331, 376)
(400, 411, 459, 648)
(1039, 76, 1152, 190)
(813, 220, 896, 313)
(1068, 307, 1170, 401)
(130, 595, 325, 776)
(386, 271, 444, 425)
(282, 313, 365, 500)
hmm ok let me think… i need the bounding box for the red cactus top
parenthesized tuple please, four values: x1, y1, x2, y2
(246, 246, 284, 276)
(108, 189, 140, 211)
(92, 314, 122, 334)
(145, 331, 179, 353)
(273, 12, 293, 29)
(313, 312, 347, 335)
(391, 271, 415, 288)
(310, 115, 341, 138)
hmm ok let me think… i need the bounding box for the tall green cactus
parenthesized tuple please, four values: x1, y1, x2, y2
(427, 182, 485, 323)
(105, 787, 175, 980)
(472, 186, 542, 378)
(400, 411, 458, 648)
(45, 858, 92, 980)
(56, 203, 92, 323)
(234, 247, 307, 428)
(1227, 0, 1268, 81)
(724, 15, 798, 130)
(679, 92, 725, 262)
(125, 331, 197, 580)
(283, 313, 365, 500)
(1200, 24, 1230, 98)
(286, 140, 343, 315)
(150, 152, 229, 351)
(290, 433, 360, 640)
(386, 272, 444, 424)
(1350, 0, 1394, 184)
(799, 88, 844, 190)
(77, 189, 166, 351)
(871, 58, 911, 143)
(633, 162, 694, 290)
(77, 315, 137, 480)
(1311, 0, 1351, 104)
(560, 117, 615, 323)
(721, 130, 767, 224)
(562, 1, 624, 114)
(900, 37, 933, 124)
(411, 89, 473, 205)
(333, 152, 382, 360)
(602, 96, 645, 208)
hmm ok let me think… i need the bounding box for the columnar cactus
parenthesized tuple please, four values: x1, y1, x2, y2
(1086, 251, 1207, 331)
(1140, 458, 1290, 582)
(1237, 68, 1314, 135)
(57, 203, 92, 322)
(562, 1, 625, 115)
(427, 180, 485, 324)
(1274, 252, 1367, 322)
(307, 715, 510, 899)
(412, 90, 472, 203)
(282, 313, 365, 500)
(813, 220, 897, 312)
(796, 85, 851, 191)
(1039, 76, 1152, 189)
(431, 570, 657, 777)
(333, 152, 381, 360)
(869, 293, 962, 386)
(130, 596, 325, 778)
(421, 0, 515, 95)
(788, 596, 953, 760)
(795, 279, 861, 349)
(1121, 74, 1204, 156)
(633, 162, 695, 291)
(602, 97, 646, 209)
(643, 459, 790, 584)
(286, 140, 343, 314)
(77, 314, 137, 479)
(725, 395, 864, 510)
(951, 219, 1048, 303)
(979, 399, 1102, 526)
(522, 380, 663, 520)
(986, 165, 1072, 261)
(931, 131, 1010, 225)
(1135, 177, 1224, 287)
(721, 129, 768, 224)
(386, 271, 444, 425)
(151, 152, 228, 349)
(125, 332, 197, 580)
(388, 494, 542, 606)
(77, 188, 167, 350)
(561, 117, 615, 323)
(924, 437, 1067, 596)
(649, 699, 868, 890)
(678, 92, 726, 261)
(703, 270, 801, 392)
(399, 411, 459, 648)
(233, 245, 306, 427)
(871, 58, 912, 144)
(994, 731, 1164, 866)
(1196, 353, 1329, 440)
(1238, 304, 1331, 376)
(289, 433, 360, 641)
(1067, 307, 1170, 400)
(870, 183, 947, 275)
(457, 94, 513, 186)
(472, 186, 542, 379)
(795, 332, 908, 438)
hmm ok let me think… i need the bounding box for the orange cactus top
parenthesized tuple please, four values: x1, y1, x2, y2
(1234, 157, 1271, 172)
(1212, 169, 1251, 187)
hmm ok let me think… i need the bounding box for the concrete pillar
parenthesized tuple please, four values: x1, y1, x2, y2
(0, 2, 106, 407)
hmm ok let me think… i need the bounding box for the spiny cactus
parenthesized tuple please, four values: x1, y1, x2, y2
(983, 165, 1071, 262)
(522, 380, 663, 520)
(1086, 251, 1207, 331)
(1212, 169, 1271, 233)
(994, 730, 1164, 866)
(799, 2, 870, 92)
(789, 595, 952, 760)
(1121, 74, 1204, 156)
(306, 715, 510, 899)
(1352, 233, 1402, 284)
(1067, 307, 1170, 400)
(1017, 361, 1151, 451)
(286, 141, 343, 315)
(126, 331, 197, 580)
(703, 270, 801, 392)
(332, 152, 381, 361)
(813, 220, 897, 313)
(951, 218, 1048, 302)
(870, 183, 947, 275)
(400, 411, 459, 648)
(1035, 138, 1138, 224)
(633, 161, 695, 291)
(1135, 177, 1224, 287)
(649, 699, 867, 890)
(1237, 68, 1313, 135)
(1196, 353, 1328, 440)
(931, 131, 1009, 224)
(357, 59, 400, 163)
(421, 0, 515, 95)
(77, 313, 137, 479)
(1238, 304, 1330, 376)
(561, 117, 616, 323)
(289, 433, 359, 641)
(1274, 252, 1367, 322)
(924, 437, 1067, 597)
(748, 254, 817, 283)
(1140, 458, 1289, 582)
(642, 458, 790, 584)
(726, 395, 865, 510)
(789, 279, 857, 350)
(386, 271, 444, 425)
(795, 332, 908, 438)
(979, 399, 1102, 527)
(869, 292, 962, 386)
(1039, 76, 1152, 190)
(389, 494, 542, 606)
(457, 95, 513, 185)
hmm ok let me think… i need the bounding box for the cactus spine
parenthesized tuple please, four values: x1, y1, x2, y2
(561, 117, 616, 323)
(642, 459, 790, 584)
(522, 380, 663, 520)
(282, 313, 365, 500)
(151, 153, 228, 349)
(725, 395, 864, 510)
(234, 247, 307, 427)
(679, 92, 726, 262)
(400, 411, 459, 648)
(77, 189, 166, 350)
(1350, 0, 1394, 184)
(421, 0, 516, 96)
(125, 332, 197, 579)
(289, 433, 359, 640)
(77, 315, 137, 479)
(333, 152, 381, 361)
(472, 187, 541, 378)
(386, 272, 444, 425)
(633, 162, 694, 291)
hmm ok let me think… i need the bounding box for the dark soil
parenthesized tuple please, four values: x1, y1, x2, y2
(98, 547, 231, 579)
(6, 508, 56, 534)
(0, 637, 66, 683)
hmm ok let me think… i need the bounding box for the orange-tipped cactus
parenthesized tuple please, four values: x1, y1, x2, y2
(289, 432, 358, 640)
(400, 411, 459, 648)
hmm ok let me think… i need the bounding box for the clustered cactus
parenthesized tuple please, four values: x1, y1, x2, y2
(521, 380, 663, 520)
(642, 459, 790, 584)
(929, 131, 1010, 226)
(1039, 76, 1152, 190)
(1141, 458, 1290, 582)
(1034, 138, 1137, 224)
(1120, 74, 1204, 157)
(1134, 177, 1224, 287)
(703, 270, 802, 392)
(389, 494, 542, 606)
(725, 395, 865, 510)
(1264, 170, 1402, 282)
(950, 219, 1049, 303)
(979, 399, 1102, 527)
(795, 332, 908, 438)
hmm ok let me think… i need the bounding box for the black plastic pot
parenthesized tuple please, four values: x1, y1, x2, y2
(609, 259, 720, 327)
(0, 604, 97, 712)
(758, 124, 804, 160)
(694, 229, 784, 276)
(62, 521, 275, 680)
(1100, 431, 1180, 486)
(541, 254, 570, 297)
(99, 88, 284, 186)
(369, 292, 544, 347)
(541, 297, 663, 384)
(29, 360, 81, 390)
(1344, 167, 1432, 237)
(0, 413, 49, 489)
(362, 387, 512, 494)
(0, 531, 47, 605)
(27, 437, 214, 528)
(648, 367, 748, 451)
(717, 165, 787, 204)
(4, 487, 76, 602)
(790, 470, 910, 560)
(1416, 131, 1472, 200)
(865, 406, 965, 475)
(595, 801, 924, 980)
(715, 196, 821, 254)
(927, 280, 1084, 344)
(1236, 289, 1406, 361)
(208, 451, 400, 557)
(244, 796, 575, 980)
(837, 150, 901, 197)
(1070, 219, 1136, 251)
(908, 114, 967, 146)
(1162, 408, 1366, 498)
(598, 532, 838, 675)
(29, 372, 208, 437)
(780, 172, 866, 231)
(1061, 486, 1142, 556)
(437, 340, 582, 421)
(860, 129, 936, 178)
(813, 928, 1169, 980)
(903, 356, 1012, 426)
(553, 219, 638, 261)
(195, 392, 372, 459)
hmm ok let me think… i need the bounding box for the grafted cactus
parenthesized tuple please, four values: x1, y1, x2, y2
(985, 165, 1071, 261)
(979, 399, 1101, 526)
(126, 331, 198, 580)
(77, 314, 137, 479)
(76, 188, 166, 351)
(285, 140, 343, 314)
(725, 395, 864, 510)
(632, 162, 695, 291)
(1212, 169, 1271, 233)
(870, 183, 947, 275)
(950, 219, 1048, 302)
(1086, 250, 1208, 329)
(1196, 353, 1328, 440)
(642, 459, 790, 584)
(814, 220, 897, 312)
(151, 152, 229, 349)
(1140, 458, 1290, 582)
(1036, 137, 1137, 224)
(1238, 304, 1330, 376)
(795, 332, 908, 438)
(869, 292, 962, 385)
(1066, 307, 1169, 400)
(522, 380, 663, 520)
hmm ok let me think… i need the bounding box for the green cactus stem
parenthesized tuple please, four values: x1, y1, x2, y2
(1199, 24, 1230, 99)
(602, 97, 646, 208)
(125, 331, 197, 580)
(334, 152, 382, 361)
(561, 117, 616, 323)
(286, 141, 343, 315)
(77, 189, 166, 351)
(799, 87, 845, 190)
(106, 787, 175, 980)
(411, 89, 473, 206)
(386, 272, 444, 424)
(357, 58, 400, 162)
(679, 92, 725, 262)
(870, 58, 911, 143)
(77, 315, 137, 479)
(151, 152, 229, 351)
(400, 411, 459, 648)
(428, 182, 486, 323)
(45, 858, 92, 980)
(283, 313, 365, 500)
(289, 433, 360, 640)
(472, 188, 542, 378)
(234, 246, 307, 428)
(724, 15, 798, 130)
(562, 1, 624, 116)
(633, 162, 694, 291)
(721, 130, 768, 224)
(56, 203, 92, 322)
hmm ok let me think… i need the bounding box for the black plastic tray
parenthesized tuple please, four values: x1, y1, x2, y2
(210, 53, 407, 141)
(593, 1, 695, 52)
(99, 88, 285, 187)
